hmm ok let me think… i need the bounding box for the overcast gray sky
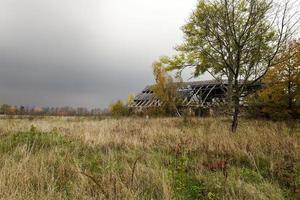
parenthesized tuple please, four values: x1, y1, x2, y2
(0, 0, 201, 108)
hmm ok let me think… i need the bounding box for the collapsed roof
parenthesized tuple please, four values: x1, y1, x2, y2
(129, 80, 261, 108)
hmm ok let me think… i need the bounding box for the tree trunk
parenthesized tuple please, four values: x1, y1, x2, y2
(227, 73, 234, 108)
(231, 96, 240, 133)
(288, 80, 293, 110)
(231, 78, 240, 133)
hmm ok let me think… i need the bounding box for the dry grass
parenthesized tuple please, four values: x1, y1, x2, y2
(0, 116, 299, 199)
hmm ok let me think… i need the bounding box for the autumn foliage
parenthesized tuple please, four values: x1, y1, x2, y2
(151, 62, 183, 116)
(249, 40, 300, 118)
(109, 100, 129, 117)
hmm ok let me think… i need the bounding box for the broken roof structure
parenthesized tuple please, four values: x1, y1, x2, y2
(129, 80, 261, 109)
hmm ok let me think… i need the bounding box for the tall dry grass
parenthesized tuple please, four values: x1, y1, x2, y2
(0, 117, 299, 199)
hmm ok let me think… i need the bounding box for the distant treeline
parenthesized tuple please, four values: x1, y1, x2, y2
(0, 104, 107, 116)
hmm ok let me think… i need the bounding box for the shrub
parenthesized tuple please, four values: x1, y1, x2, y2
(109, 100, 129, 117)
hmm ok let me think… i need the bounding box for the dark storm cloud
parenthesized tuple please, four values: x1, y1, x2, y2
(0, 0, 197, 108)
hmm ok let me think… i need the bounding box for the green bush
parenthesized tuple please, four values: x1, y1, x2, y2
(169, 157, 207, 199)
(109, 100, 129, 117)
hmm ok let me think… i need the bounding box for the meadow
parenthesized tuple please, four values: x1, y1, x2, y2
(0, 116, 299, 200)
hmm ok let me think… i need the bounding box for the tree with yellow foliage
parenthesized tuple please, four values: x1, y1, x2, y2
(250, 40, 300, 118)
(127, 94, 135, 107)
(152, 61, 182, 116)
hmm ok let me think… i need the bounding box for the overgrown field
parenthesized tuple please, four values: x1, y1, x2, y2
(0, 117, 299, 199)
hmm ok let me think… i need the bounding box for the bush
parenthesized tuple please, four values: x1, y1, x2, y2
(109, 100, 129, 117)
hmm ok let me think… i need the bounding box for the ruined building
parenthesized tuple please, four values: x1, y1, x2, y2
(129, 80, 261, 115)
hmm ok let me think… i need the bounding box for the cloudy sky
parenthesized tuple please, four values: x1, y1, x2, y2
(0, 0, 201, 108)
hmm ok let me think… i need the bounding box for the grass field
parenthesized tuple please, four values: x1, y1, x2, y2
(0, 116, 299, 199)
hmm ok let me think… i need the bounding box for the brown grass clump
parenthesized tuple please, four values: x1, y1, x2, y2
(0, 116, 299, 199)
